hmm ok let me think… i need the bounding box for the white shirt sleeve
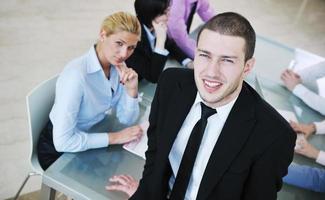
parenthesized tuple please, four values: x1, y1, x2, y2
(154, 47, 169, 56)
(316, 151, 325, 166)
(315, 120, 325, 135)
(292, 84, 325, 115)
(50, 68, 109, 152)
(116, 86, 140, 125)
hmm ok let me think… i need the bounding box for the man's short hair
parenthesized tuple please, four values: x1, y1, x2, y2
(197, 12, 256, 61)
(134, 0, 170, 29)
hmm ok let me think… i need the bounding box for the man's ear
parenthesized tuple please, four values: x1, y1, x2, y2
(243, 57, 255, 75)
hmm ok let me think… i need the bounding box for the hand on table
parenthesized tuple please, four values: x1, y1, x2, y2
(280, 69, 302, 91)
(295, 137, 320, 160)
(106, 174, 139, 198)
(109, 125, 143, 145)
(290, 120, 315, 139)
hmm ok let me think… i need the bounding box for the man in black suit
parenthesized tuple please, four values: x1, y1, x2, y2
(125, 0, 193, 83)
(108, 12, 296, 200)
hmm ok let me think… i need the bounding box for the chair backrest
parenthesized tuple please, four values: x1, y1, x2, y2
(26, 75, 58, 174)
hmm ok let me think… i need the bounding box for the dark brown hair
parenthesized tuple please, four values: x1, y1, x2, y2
(197, 12, 256, 61)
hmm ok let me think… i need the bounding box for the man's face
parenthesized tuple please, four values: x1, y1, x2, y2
(194, 29, 255, 108)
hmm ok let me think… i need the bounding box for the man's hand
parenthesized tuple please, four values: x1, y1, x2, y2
(106, 175, 139, 198)
(290, 121, 315, 138)
(109, 125, 143, 145)
(115, 62, 138, 98)
(280, 69, 302, 91)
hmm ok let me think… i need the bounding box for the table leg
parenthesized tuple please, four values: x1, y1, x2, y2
(40, 183, 56, 200)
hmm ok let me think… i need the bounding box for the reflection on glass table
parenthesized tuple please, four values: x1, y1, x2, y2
(40, 81, 153, 200)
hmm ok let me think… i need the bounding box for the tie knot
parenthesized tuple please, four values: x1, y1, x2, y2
(200, 102, 216, 120)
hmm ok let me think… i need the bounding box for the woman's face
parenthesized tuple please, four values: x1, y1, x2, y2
(100, 31, 139, 66)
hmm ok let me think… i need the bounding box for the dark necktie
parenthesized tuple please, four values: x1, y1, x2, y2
(186, 1, 198, 33)
(170, 102, 216, 200)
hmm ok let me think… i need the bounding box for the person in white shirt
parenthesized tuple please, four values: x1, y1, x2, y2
(37, 12, 143, 170)
(281, 67, 325, 192)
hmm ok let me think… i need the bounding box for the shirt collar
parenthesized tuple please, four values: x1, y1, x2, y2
(86, 45, 103, 74)
(86, 45, 119, 92)
(193, 92, 238, 121)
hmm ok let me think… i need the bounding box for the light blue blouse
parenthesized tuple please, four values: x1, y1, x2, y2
(50, 46, 139, 152)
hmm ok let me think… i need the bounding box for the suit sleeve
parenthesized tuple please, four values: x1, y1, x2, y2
(243, 128, 296, 200)
(166, 38, 189, 65)
(126, 43, 168, 83)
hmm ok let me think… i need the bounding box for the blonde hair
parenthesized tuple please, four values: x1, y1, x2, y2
(101, 12, 141, 37)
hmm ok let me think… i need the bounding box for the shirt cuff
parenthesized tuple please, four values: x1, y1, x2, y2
(314, 121, 325, 135)
(154, 47, 169, 56)
(86, 133, 109, 149)
(125, 92, 139, 104)
(123, 92, 139, 111)
(316, 151, 325, 166)
(292, 84, 305, 97)
(182, 58, 192, 67)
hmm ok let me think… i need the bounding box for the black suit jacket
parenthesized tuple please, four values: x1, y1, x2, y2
(125, 24, 188, 83)
(131, 68, 296, 200)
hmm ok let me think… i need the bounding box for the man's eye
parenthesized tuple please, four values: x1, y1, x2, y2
(222, 58, 234, 63)
(199, 53, 209, 58)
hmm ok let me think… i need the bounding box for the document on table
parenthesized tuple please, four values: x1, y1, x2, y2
(291, 48, 325, 72)
(277, 109, 298, 122)
(289, 49, 325, 98)
(123, 121, 149, 159)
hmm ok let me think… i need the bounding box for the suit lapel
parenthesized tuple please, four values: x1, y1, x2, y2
(138, 24, 154, 58)
(197, 83, 257, 200)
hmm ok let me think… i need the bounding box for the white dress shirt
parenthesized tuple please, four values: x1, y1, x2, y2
(168, 93, 237, 200)
(293, 84, 325, 116)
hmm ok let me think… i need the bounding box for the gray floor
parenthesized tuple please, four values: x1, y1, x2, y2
(1, 0, 325, 199)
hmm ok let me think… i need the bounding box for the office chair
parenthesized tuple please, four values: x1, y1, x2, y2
(14, 75, 58, 200)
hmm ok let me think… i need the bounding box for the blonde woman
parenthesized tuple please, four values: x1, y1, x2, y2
(38, 12, 143, 170)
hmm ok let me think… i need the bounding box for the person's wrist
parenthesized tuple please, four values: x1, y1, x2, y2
(156, 38, 166, 49)
(108, 132, 117, 145)
(311, 123, 316, 133)
(127, 87, 138, 98)
(288, 83, 298, 91)
(308, 123, 316, 135)
(313, 149, 320, 160)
